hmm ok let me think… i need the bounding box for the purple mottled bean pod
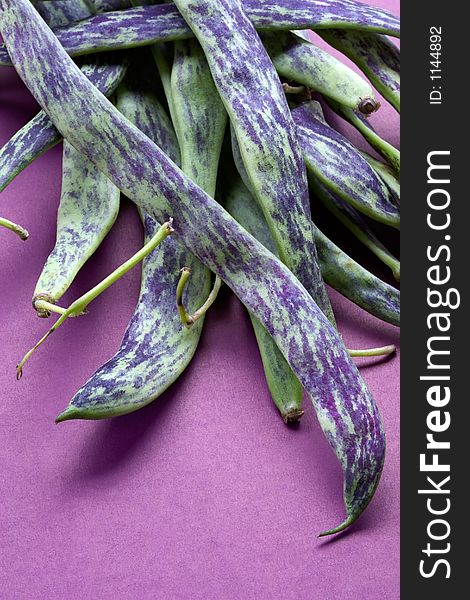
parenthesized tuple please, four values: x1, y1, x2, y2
(0, 0, 386, 535)
(0, 0, 400, 66)
(173, 0, 334, 323)
(292, 100, 399, 228)
(36, 0, 93, 28)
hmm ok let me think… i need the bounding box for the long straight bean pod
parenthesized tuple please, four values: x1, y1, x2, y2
(292, 100, 399, 228)
(172, 0, 333, 322)
(224, 174, 303, 423)
(320, 29, 400, 112)
(1, 0, 386, 535)
(0, 0, 400, 66)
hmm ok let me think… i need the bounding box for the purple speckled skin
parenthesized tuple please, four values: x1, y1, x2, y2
(58, 62, 212, 421)
(173, 0, 333, 323)
(0, 55, 127, 192)
(0, 0, 386, 534)
(0, 0, 400, 65)
(314, 223, 400, 326)
(36, 0, 93, 28)
(314, 181, 400, 278)
(292, 101, 400, 228)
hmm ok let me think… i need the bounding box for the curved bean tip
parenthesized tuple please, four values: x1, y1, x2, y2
(16, 365, 23, 381)
(18, 227, 29, 241)
(358, 97, 380, 115)
(55, 405, 81, 423)
(317, 514, 357, 538)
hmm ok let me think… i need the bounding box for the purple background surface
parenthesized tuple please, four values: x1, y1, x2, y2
(0, 1, 399, 598)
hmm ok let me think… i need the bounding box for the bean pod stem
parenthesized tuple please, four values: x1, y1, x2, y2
(176, 267, 223, 328)
(16, 219, 174, 379)
(0, 215, 29, 240)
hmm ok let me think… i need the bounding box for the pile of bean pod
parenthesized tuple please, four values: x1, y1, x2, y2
(0, 0, 400, 536)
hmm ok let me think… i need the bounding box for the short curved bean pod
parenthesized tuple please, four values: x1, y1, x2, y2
(33, 141, 120, 314)
(1, 0, 386, 535)
(57, 211, 211, 420)
(0, 0, 400, 66)
(320, 29, 400, 112)
(292, 100, 399, 228)
(0, 54, 127, 192)
(262, 31, 375, 112)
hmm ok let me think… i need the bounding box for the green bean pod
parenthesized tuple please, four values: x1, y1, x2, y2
(224, 174, 303, 423)
(262, 31, 377, 113)
(320, 29, 400, 112)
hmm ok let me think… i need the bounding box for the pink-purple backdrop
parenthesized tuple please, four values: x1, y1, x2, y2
(0, 1, 399, 598)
